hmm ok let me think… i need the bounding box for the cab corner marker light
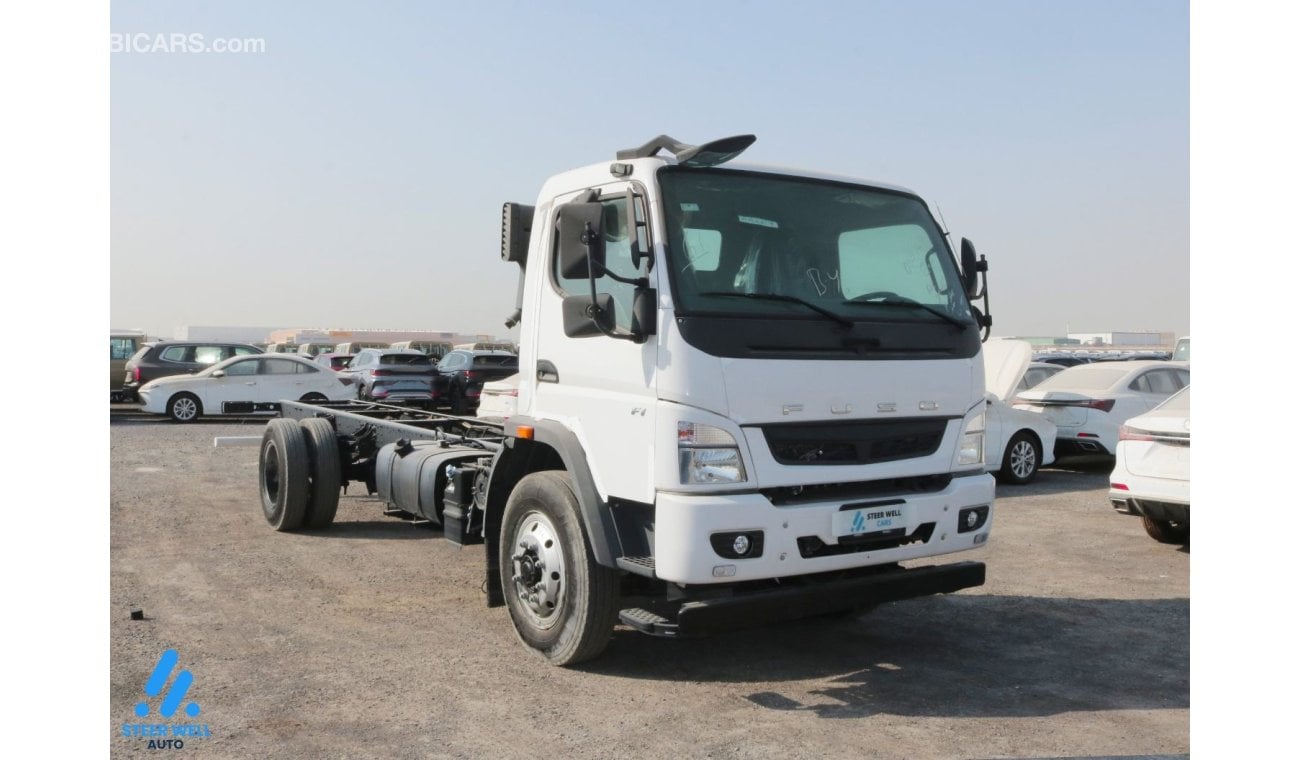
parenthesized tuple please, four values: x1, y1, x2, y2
(515, 425, 534, 440)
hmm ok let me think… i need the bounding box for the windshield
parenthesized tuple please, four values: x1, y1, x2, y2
(659, 168, 973, 326)
(1173, 338, 1190, 361)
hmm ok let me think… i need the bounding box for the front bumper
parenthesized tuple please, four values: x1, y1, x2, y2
(652, 471, 995, 585)
(620, 560, 986, 637)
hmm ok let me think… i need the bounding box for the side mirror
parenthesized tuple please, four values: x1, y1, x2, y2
(211, 370, 226, 378)
(557, 201, 606, 279)
(632, 286, 657, 337)
(960, 238, 987, 299)
(562, 293, 616, 338)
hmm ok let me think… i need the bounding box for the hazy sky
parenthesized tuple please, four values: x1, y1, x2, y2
(110, 0, 1189, 341)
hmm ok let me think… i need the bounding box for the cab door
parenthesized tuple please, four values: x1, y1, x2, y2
(529, 183, 658, 504)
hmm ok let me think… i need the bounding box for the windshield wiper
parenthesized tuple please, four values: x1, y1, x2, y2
(842, 293, 970, 329)
(699, 291, 853, 329)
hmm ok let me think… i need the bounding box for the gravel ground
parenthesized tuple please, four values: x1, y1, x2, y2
(110, 409, 1188, 759)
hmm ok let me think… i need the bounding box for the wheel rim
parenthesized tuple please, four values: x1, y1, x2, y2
(262, 441, 280, 516)
(173, 397, 197, 420)
(1010, 440, 1036, 478)
(510, 510, 566, 629)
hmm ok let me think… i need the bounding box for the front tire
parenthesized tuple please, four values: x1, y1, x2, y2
(499, 471, 620, 666)
(167, 393, 202, 423)
(1142, 516, 1189, 544)
(260, 419, 310, 531)
(997, 431, 1041, 485)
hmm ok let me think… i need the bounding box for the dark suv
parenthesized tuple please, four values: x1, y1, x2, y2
(122, 341, 263, 401)
(434, 350, 518, 414)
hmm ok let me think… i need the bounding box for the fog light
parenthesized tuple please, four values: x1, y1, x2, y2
(710, 531, 764, 559)
(957, 506, 990, 533)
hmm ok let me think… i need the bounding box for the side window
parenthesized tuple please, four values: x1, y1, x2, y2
(295, 362, 318, 374)
(261, 359, 299, 375)
(194, 346, 225, 365)
(1176, 370, 1190, 387)
(223, 359, 258, 376)
(1143, 370, 1179, 394)
(681, 228, 722, 272)
(160, 346, 191, 363)
(838, 224, 951, 305)
(233, 346, 259, 356)
(554, 191, 647, 331)
(110, 338, 137, 360)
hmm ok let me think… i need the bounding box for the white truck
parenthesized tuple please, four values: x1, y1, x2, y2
(256, 134, 997, 665)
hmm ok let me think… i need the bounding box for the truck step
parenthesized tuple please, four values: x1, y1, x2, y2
(616, 555, 656, 577)
(618, 607, 678, 637)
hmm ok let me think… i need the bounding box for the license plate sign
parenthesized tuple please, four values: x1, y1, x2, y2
(835, 502, 909, 538)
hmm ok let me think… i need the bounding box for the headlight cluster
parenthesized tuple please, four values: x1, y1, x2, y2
(678, 421, 747, 485)
(957, 410, 985, 466)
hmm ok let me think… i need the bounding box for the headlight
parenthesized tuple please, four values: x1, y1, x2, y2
(678, 422, 747, 484)
(957, 410, 985, 466)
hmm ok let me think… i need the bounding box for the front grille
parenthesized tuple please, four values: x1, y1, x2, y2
(760, 418, 950, 466)
(761, 473, 954, 506)
(797, 523, 936, 558)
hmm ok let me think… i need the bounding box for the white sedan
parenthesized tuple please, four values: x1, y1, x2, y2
(138, 354, 356, 422)
(1108, 387, 1190, 544)
(1013, 360, 1190, 456)
(476, 374, 519, 420)
(982, 340, 1058, 484)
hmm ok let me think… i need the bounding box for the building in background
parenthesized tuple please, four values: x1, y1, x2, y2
(176, 325, 280, 343)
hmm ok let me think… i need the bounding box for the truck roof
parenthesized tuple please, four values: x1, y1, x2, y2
(542, 156, 920, 200)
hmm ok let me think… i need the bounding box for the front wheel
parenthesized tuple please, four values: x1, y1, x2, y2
(1142, 516, 1189, 544)
(499, 471, 620, 666)
(997, 431, 1041, 485)
(167, 393, 202, 423)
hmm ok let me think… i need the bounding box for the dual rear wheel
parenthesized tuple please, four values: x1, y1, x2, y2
(259, 418, 341, 531)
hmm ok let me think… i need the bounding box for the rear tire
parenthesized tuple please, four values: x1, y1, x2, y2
(300, 419, 341, 529)
(1142, 516, 1189, 544)
(499, 471, 620, 666)
(997, 431, 1041, 485)
(260, 419, 310, 531)
(167, 393, 202, 423)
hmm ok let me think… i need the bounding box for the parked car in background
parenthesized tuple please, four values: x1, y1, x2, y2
(344, 349, 439, 406)
(335, 341, 390, 354)
(111, 330, 147, 400)
(390, 340, 453, 361)
(1036, 354, 1092, 368)
(264, 342, 299, 354)
(1013, 360, 1190, 457)
(122, 341, 263, 401)
(982, 340, 1058, 484)
(296, 342, 337, 357)
(137, 354, 355, 422)
(314, 352, 356, 372)
(475, 373, 519, 420)
(435, 349, 518, 414)
(1108, 386, 1190, 544)
(1015, 362, 1064, 394)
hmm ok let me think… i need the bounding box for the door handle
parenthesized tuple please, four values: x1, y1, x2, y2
(537, 360, 559, 384)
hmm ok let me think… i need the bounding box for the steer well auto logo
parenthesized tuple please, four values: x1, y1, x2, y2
(121, 649, 213, 749)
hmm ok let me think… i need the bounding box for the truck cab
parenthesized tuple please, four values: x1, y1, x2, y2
(491, 135, 995, 656)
